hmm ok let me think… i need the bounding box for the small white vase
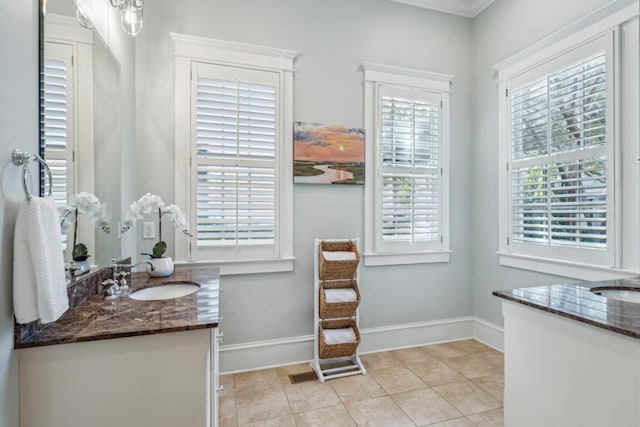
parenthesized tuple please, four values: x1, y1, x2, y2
(146, 257, 174, 277)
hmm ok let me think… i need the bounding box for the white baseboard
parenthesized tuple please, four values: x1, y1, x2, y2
(219, 335, 314, 374)
(473, 316, 504, 351)
(219, 316, 504, 374)
(358, 316, 474, 354)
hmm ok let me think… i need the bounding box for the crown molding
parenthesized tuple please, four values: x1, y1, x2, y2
(386, 0, 495, 18)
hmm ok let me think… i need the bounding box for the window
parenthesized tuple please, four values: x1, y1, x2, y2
(173, 34, 296, 275)
(44, 14, 97, 258)
(496, 3, 640, 280)
(193, 63, 278, 257)
(362, 63, 451, 266)
(509, 45, 612, 266)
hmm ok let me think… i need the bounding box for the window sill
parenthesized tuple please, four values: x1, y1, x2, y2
(498, 252, 638, 281)
(363, 250, 451, 267)
(174, 257, 295, 276)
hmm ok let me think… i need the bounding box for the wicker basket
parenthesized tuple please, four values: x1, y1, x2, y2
(318, 240, 360, 280)
(318, 319, 360, 359)
(319, 280, 360, 319)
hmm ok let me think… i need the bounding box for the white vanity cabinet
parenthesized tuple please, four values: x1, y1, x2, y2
(19, 328, 220, 427)
(502, 301, 640, 427)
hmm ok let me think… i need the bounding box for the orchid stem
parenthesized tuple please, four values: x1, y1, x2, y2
(72, 207, 78, 260)
(158, 207, 163, 243)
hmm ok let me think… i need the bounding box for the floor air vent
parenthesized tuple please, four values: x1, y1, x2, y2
(288, 371, 318, 384)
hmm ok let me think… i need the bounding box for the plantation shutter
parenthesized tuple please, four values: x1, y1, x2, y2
(192, 62, 279, 257)
(505, 32, 619, 267)
(43, 42, 75, 211)
(378, 85, 443, 249)
(508, 36, 614, 265)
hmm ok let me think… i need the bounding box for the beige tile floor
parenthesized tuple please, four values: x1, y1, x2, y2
(219, 339, 504, 427)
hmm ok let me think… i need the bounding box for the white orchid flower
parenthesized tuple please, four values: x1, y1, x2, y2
(60, 192, 111, 233)
(164, 204, 191, 236)
(59, 192, 112, 262)
(120, 194, 191, 258)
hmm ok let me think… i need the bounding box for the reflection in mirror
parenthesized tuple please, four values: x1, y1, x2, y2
(42, 0, 122, 271)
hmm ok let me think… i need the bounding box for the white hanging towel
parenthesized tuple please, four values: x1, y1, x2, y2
(13, 197, 68, 324)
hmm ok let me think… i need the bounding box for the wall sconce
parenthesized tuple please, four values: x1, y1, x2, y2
(75, 4, 93, 30)
(119, 0, 144, 36)
(74, 0, 144, 37)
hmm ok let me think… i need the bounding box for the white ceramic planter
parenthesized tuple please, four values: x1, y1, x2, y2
(75, 260, 91, 275)
(146, 256, 174, 277)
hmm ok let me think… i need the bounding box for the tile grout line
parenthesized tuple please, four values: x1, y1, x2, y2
(371, 349, 461, 426)
(391, 349, 472, 427)
(282, 382, 298, 426)
(412, 344, 503, 424)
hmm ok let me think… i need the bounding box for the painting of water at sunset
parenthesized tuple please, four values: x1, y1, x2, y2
(294, 122, 365, 185)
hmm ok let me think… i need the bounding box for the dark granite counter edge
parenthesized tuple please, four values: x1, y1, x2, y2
(493, 290, 640, 340)
(15, 321, 219, 349)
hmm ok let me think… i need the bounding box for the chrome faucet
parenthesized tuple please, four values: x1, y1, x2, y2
(65, 260, 79, 282)
(101, 279, 120, 300)
(102, 259, 156, 299)
(109, 258, 156, 276)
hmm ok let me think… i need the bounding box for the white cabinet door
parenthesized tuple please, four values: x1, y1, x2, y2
(20, 329, 211, 427)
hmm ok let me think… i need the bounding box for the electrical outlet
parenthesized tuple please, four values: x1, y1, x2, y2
(143, 222, 155, 239)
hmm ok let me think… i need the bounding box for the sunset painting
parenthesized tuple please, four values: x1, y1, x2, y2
(294, 122, 365, 185)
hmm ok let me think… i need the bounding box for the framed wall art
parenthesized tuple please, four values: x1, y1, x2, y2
(294, 122, 364, 185)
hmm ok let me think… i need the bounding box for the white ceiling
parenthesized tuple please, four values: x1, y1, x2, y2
(387, 0, 496, 18)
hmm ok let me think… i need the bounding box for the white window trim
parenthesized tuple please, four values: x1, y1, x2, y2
(172, 33, 296, 275)
(494, 1, 639, 281)
(362, 62, 452, 266)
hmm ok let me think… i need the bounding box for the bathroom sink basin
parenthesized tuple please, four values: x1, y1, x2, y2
(591, 287, 640, 304)
(130, 282, 200, 301)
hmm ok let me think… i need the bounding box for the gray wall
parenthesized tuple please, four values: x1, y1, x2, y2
(0, 2, 38, 426)
(470, 0, 621, 326)
(134, 0, 474, 345)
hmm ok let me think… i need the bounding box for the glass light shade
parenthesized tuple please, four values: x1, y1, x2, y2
(75, 5, 93, 30)
(109, 0, 125, 7)
(120, 1, 143, 36)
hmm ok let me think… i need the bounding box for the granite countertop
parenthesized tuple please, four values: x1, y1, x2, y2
(493, 277, 640, 339)
(15, 267, 220, 349)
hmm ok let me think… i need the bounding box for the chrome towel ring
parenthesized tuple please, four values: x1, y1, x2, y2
(12, 149, 53, 201)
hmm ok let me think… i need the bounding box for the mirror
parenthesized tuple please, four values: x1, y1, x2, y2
(41, 0, 123, 270)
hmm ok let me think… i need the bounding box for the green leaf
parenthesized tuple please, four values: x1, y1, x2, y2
(152, 241, 167, 258)
(72, 243, 89, 261)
